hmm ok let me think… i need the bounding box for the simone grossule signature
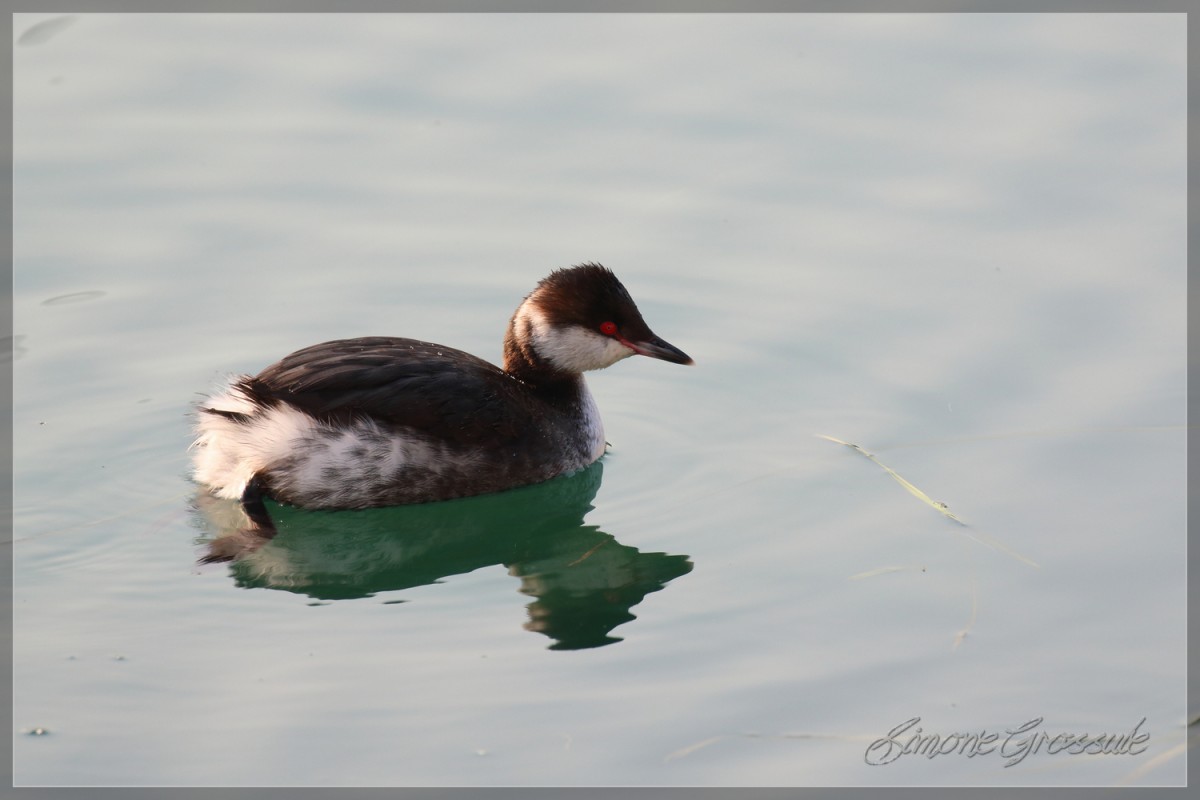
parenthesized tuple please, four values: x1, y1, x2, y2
(864, 716, 1150, 767)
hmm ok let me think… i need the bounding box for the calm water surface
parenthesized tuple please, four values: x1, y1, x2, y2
(12, 12, 1186, 787)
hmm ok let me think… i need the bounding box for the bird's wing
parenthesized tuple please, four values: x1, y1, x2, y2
(242, 337, 536, 444)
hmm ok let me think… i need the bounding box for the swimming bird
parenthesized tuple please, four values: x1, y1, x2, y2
(191, 263, 692, 510)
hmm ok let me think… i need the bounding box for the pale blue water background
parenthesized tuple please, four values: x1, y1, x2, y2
(12, 12, 1187, 787)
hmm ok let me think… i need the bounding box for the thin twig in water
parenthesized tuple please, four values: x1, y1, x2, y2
(817, 434, 1040, 569)
(1116, 734, 1194, 785)
(664, 736, 725, 762)
(849, 565, 926, 580)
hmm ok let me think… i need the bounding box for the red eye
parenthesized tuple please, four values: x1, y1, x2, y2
(599, 321, 618, 335)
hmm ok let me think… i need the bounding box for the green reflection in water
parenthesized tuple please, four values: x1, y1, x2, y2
(190, 462, 693, 651)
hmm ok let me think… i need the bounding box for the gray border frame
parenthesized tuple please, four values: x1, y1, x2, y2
(5, 2, 1193, 798)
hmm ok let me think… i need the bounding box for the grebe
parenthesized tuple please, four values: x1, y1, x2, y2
(191, 263, 692, 509)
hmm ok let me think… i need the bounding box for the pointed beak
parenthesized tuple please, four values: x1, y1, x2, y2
(626, 335, 693, 365)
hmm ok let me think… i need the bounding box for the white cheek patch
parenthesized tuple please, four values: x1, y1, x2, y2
(517, 305, 634, 373)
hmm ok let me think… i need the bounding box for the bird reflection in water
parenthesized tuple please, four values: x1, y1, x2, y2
(189, 462, 692, 650)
